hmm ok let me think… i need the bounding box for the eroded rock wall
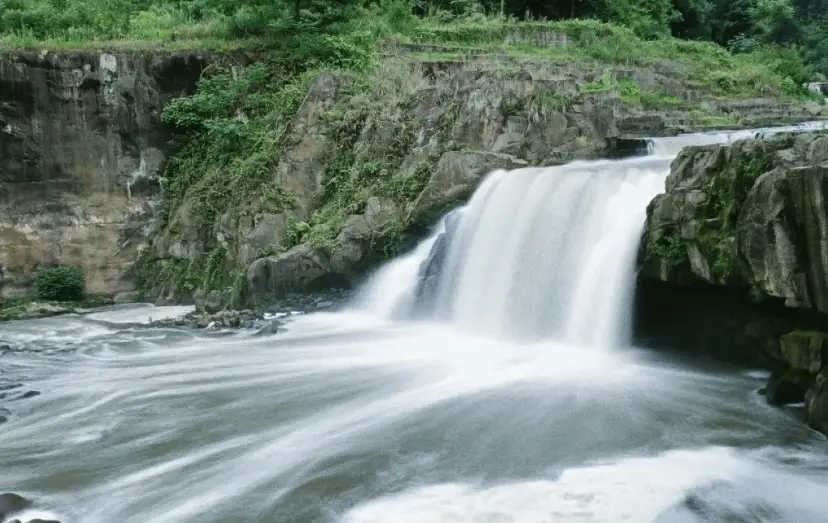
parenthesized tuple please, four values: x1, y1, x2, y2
(0, 50, 212, 297)
(637, 130, 828, 434)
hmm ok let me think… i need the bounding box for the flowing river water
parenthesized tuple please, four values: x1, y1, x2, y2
(3, 123, 828, 523)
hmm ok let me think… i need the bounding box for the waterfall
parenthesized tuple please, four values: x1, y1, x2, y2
(359, 121, 828, 348)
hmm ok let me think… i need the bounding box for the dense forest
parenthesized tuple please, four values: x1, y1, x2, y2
(0, 0, 826, 77)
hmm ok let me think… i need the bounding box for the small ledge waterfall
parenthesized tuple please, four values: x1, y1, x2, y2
(359, 121, 828, 348)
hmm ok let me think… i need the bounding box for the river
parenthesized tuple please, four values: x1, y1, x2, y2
(3, 123, 828, 523)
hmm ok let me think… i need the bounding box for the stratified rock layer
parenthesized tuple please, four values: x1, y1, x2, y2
(0, 50, 217, 297)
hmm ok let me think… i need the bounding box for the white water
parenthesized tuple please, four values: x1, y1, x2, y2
(5, 122, 828, 523)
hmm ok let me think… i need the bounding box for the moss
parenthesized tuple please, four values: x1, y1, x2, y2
(202, 246, 227, 292)
(647, 229, 688, 269)
(694, 147, 778, 282)
(780, 330, 828, 373)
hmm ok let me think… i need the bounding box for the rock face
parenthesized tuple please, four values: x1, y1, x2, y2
(643, 131, 828, 311)
(0, 50, 215, 298)
(637, 129, 828, 434)
(131, 53, 824, 310)
(145, 60, 708, 308)
(775, 331, 828, 434)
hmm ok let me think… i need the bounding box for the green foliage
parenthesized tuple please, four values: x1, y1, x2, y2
(695, 146, 778, 281)
(34, 266, 85, 302)
(160, 61, 310, 229)
(203, 246, 226, 291)
(647, 231, 687, 269)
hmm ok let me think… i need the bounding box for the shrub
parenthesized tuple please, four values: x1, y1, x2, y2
(35, 266, 85, 302)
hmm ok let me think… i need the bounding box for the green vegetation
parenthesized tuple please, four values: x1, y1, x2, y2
(695, 144, 780, 281)
(647, 229, 688, 270)
(34, 266, 85, 302)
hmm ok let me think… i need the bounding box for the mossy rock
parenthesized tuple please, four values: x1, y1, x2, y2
(780, 330, 828, 374)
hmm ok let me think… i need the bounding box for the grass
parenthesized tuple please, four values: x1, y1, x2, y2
(0, 11, 819, 102)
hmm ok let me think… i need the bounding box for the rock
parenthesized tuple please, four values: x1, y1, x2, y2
(805, 101, 824, 116)
(246, 244, 335, 305)
(636, 130, 828, 437)
(780, 330, 828, 373)
(254, 320, 281, 336)
(315, 300, 334, 309)
(765, 370, 810, 405)
(409, 151, 528, 227)
(202, 291, 224, 314)
(643, 131, 828, 312)
(0, 51, 210, 298)
(806, 373, 828, 434)
(28, 520, 63, 523)
(0, 493, 32, 520)
(113, 291, 142, 304)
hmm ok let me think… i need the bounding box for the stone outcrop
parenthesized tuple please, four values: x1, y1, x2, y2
(772, 331, 828, 434)
(152, 57, 823, 308)
(637, 129, 828, 434)
(643, 131, 828, 312)
(0, 50, 221, 298)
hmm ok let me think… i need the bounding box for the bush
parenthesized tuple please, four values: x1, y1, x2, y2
(35, 266, 85, 302)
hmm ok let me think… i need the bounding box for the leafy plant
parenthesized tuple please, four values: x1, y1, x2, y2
(34, 266, 85, 302)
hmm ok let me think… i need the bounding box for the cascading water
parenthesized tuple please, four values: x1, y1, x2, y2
(361, 121, 828, 348)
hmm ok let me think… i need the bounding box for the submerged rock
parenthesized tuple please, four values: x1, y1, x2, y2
(0, 493, 32, 520)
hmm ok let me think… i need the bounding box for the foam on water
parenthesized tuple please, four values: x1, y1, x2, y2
(342, 446, 828, 523)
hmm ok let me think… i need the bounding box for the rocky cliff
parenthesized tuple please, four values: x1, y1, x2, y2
(139, 55, 826, 310)
(0, 50, 219, 298)
(1, 46, 823, 304)
(638, 129, 828, 434)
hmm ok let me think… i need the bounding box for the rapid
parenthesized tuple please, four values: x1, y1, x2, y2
(3, 122, 828, 523)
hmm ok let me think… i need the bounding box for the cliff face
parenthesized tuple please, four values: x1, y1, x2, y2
(141, 57, 824, 310)
(638, 130, 828, 434)
(0, 50, 211, 297)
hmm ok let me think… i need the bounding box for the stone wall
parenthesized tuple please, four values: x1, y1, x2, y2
(0, 50, 212, 297)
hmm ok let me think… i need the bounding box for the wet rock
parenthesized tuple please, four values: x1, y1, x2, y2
(113, 291, 142, 304)
(28, 519, 63, 523)
(254, 320, 281, 336)
(654, 481, 782, 523)
(0, 493, 32, 520)
(409, 151, 528, 228)
(765, 371, 809, 405)
(316, 300, 334, 309)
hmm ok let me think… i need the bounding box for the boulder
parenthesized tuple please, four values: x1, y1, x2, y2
(194, 289, 224, 313)
(410, 150, 527, 227)
(113, 291, 142, 304)
(246, 244, 334, 304)
(0, 493, 31, 520)
(644, 131, 828, 310)
(637, 130, 828, 436)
